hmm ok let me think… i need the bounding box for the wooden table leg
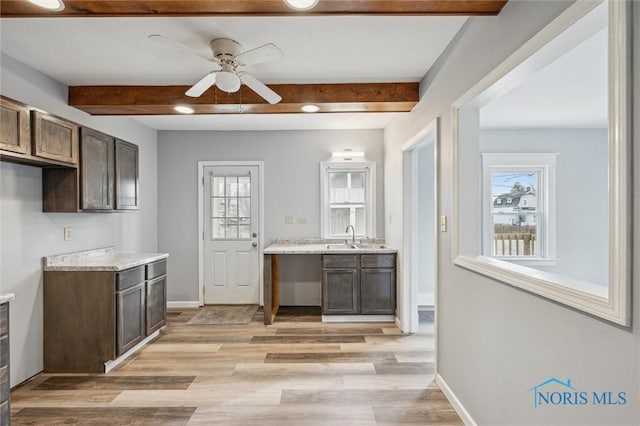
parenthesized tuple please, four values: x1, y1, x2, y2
(263, 254, 280, 325)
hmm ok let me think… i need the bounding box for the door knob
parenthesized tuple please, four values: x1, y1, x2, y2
(252, 232, 258, 238)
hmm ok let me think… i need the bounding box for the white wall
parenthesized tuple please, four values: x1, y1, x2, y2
(0, 54, 158, 387)
(417, 142, 435, 304)
(157, 129, 384, 304)
(480, 128, 609, 285)
(385, 1, 640, 424)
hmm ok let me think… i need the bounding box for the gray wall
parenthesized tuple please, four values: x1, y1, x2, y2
(385, 1, 639, 425)
(0, 54, 158, 387)
(417, 142, 435, 301)
(157, 129, 384, 304)
(480, 128, 609, 286)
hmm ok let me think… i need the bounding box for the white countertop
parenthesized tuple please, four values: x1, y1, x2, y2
(264, 242, 397, 255)
(43, 247, 169, 272)
(0, 293, 15, 304)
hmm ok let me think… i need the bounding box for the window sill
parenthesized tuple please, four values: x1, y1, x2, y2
(492, 257, 559, 267)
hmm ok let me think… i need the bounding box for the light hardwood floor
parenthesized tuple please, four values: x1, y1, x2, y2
(10, 307, 461, 425)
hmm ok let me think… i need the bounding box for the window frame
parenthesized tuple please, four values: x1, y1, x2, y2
(320, 161, 376, 239)
(481, 153, 558, 266)
(450, 0, 631, 326)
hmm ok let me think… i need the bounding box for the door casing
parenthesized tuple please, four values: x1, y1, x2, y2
(198, 161, 265, 306)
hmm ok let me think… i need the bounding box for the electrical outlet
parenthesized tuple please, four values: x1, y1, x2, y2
(285, 216, 294, 224)
(64, 227, 72, 241)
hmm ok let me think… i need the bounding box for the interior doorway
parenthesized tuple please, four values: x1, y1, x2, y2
(401, 118, 439, 335)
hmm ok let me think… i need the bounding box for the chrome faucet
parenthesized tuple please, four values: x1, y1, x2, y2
(345, 224, 356, 245)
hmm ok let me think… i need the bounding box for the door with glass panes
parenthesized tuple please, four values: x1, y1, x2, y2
(203, 165, 259, 304)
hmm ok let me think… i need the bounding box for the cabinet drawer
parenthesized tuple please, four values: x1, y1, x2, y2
(361, 254, 395, 268)
(322, 255, 358, 269)
(0, 303, 7, 338)
(116, 266, 145, 291)
(146, 260, 167, 280)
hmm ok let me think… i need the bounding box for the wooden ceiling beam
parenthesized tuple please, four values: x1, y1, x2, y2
(68, 83, 419, 115)
(1, 1, 507, 18)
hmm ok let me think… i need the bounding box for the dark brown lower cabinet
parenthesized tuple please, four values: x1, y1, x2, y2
(44, 259, 167, 373)
(322, 254, 396, 316)
(322, 269, 359, 314)
(116, 282, 146, 356)
(146, 276, 167, 335)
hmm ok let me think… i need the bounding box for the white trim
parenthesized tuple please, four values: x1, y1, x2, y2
(320, 161, 376, 239)
(198, 161, 265, 308)
(451, 0, 631, 325)
(104, 330, 160, 373)
(167, 301, 200, 309)
(417, 293, 434, 306)
(321, 315, 395, 323)
(400, 118, 439, 335)
(436, 374, 477, 426)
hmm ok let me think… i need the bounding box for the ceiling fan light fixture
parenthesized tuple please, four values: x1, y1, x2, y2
(283, 0, 319, 11)
(174, 105, 195, 114)
(301, 104, 320, 113)
(216, 71, 242, 93)
(27, 0, 65, 11)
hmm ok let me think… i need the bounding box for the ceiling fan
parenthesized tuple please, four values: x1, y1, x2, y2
(149, 35, 283, 104)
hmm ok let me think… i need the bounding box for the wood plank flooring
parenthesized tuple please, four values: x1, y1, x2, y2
(10, 306, 461, 425)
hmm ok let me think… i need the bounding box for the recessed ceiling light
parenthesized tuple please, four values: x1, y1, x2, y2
(283, 0, 319, 11)
(174, 105, 195, 114)
(27, 0, 65, 11)
(301, 104, 320, 113)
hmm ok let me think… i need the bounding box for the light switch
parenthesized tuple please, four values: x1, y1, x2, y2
(440, 216, 447, 232)
(298, 217, 307, 224)
(285, 216, 294, 225)
(64, 227, 72, 241)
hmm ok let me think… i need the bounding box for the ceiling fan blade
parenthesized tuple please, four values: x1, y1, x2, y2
(236, 43, 283, 66)
(186, 72, 218, 97)
(148, 34, 215, 63)
(240, 73, 282, 104)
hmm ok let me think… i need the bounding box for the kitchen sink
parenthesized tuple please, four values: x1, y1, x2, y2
(325, 243, 387, 250)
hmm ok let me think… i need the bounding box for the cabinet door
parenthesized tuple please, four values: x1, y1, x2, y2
(115, 139, 139, 210)
(116, 282, 145, 356)
(80, 127, 114, 210)
(32, 110, 78, 165)
(0, 96, 30, 155)
(146, 275, 167, 335)
(322, 269, 359, 314)
(361, 268, 396, 314)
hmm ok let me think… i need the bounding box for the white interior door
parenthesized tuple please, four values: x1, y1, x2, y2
(203, 165, 260, 304)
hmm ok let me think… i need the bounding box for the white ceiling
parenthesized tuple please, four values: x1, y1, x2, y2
(0, 15, 468, 130)
(480, 4, 607, 129)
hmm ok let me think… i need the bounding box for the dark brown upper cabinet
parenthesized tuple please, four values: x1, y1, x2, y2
(0, 97, 30, 155)
(32, 110, 78, 166)
(115, 140, 139, 210)
(80, 128, 114, 210)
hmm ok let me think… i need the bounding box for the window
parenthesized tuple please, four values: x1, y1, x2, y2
(482, 153, 556, 264)
(211, 175, 251, 240)
(320, 162, 375, 238)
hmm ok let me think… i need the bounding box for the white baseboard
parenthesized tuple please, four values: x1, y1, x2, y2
(104, 330, 159, 373)
(436, 373, 476, 426)
(418, 292, 435, 306)
(167, 301, 201, 308)
(322, 315, 395, 323)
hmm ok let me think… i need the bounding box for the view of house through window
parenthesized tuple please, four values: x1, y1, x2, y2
(329, 171, 366, 236)
(321, 162, 374, 239)
(491, 169, 539, 256)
